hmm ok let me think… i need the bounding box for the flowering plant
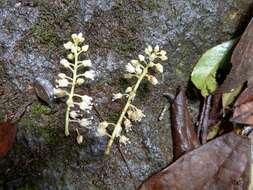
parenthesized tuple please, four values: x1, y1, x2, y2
(54, 33, 95, 143)
(97, 45, 168, 154)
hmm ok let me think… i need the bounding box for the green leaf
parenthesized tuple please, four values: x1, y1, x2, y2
(222, 84, 243, 109)
(191, 39, 238, 97)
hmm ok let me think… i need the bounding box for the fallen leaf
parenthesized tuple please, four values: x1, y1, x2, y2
(191, 39, 237, 97)
(0, 122, 17, 158)
(231, 82, 253, 125)
(234, 82, 253, 107)
(139, 132, 250, 190)
(170, 88, 200, 159)
(207, 121, 221, 141)
(219, 18, 253, 93)
(222, 84, 243, 109)
(232, 101, 253, 125)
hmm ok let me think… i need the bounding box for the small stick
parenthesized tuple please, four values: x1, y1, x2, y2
(116, 143, 137, 190)
(200, 95, 212, 144)
(197, 99, 206, 140)
(158, 104, 169, 121)
(92, 104, 105, 121)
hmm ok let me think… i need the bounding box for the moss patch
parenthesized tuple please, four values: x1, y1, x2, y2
(31, 103, 50, 114)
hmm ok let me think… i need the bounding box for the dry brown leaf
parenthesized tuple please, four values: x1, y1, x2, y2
(219, 18, 253, 93)
(139, 132, 250, 190)
(170, 88, 200, 159)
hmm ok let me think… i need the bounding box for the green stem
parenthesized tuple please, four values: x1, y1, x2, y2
(65, 48, 79, 136)
(105, 66, 149, 155)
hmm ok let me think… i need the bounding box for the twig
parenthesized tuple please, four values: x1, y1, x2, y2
(198, 95, 212, 144)
(116, 143, 137, 190)
(197, 98, 206, 139)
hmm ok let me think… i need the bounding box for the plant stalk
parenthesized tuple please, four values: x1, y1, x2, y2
(65, 49, 78, 136)
(105, 65, 149, 155)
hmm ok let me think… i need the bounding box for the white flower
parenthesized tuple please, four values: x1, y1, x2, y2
(81, 95, 93, 103)
(58, 73, 67, 79)
(72, 33, 85, 44)
(99, 121, 109, 128)
(114, 126, 122, 137)
(79, 102, 92, 110)
(138, 54, 145, 62)
(64, 41, 76, 53)
(130, 59, 139, 65)
(125, 63, 136, 73)
(79, 118, 91, 127)
(112, 93, 124, 101)
(160, 55, 168, 61)
(76, 78, 85, 85)
(155, 63, 163, 73)
(96, 121, 108, 137)
(57, 78, 69, 87)
(69, 110, 78, 119)
(124, 118, 132, 132)
(125, 87, 132, 93)
(83, 70, 95, 80)
(81, 60, 92, 67)
(148, 76, 158, 85)
(149, 53, 157, 61)
(154, 45, 159, 52)
(145, 45, 153, 55)
(60, 59, 71, 68)
(81, 45, 89, 52)
(64, 41, 74, 49)
(160, 50, 167, 56)
(135, 65, 143, 74)
(119, 135, 130, 145)
(127, 108, 145, 122)
(76, 131, 83, 144)
(53, 88, 66, 97)
(79, 95, 93, 110)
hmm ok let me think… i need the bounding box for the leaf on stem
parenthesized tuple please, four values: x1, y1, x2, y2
(191, 39, 237, 97)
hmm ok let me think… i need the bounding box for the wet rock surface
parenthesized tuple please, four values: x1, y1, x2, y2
(0, 0, 252, 190)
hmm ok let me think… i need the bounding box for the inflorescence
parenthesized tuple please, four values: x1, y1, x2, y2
(54, 33, 95, 143)
(96, 45, 167, 154)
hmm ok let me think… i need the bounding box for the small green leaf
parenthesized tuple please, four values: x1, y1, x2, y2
(222, 85, 243, 109)
(191, 39, 237, 97)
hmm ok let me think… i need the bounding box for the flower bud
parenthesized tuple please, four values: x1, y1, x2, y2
(125, 87, 132, 93)
(60, 59, 70, 68)
(138, 54, 145, 62)
(76, 78, 85, 85)
(155, 63, 163, 73)
(154, 45, 159, 52)
(81, 45, 89, 52)
(58, 73, 67, 79)
(148, 76, 158, 85)
(81, 60, 92, 67)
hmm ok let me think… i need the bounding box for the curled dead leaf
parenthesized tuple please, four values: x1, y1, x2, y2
(170, 88, 200, 160)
